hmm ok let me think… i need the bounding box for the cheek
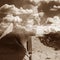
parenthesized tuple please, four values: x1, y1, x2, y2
(20, 36, 31, 46)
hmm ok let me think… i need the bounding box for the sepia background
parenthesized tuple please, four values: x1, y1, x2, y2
(0, 0, 60, 60)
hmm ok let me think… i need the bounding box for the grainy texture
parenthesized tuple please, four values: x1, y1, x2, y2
(31, 37, 60, 60)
